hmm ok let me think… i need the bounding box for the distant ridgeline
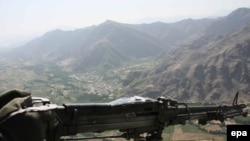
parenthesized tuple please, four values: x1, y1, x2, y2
(3, 8, 250, 102)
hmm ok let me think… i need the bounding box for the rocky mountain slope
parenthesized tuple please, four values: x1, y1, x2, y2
(204, 8, 250, 36)
(122, 8, 250, 102)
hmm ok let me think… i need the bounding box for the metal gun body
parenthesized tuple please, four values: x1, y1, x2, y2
(34, 94, 247, 141)
(50, 97, 160, 140)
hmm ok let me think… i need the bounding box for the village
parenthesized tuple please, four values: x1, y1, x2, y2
(69, 72, 122, 98)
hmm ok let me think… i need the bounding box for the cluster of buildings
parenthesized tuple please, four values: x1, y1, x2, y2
(69, 72, 121, 97)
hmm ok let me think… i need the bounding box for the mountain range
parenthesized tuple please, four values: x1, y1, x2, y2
(3, 7, 250, 102)
(6, 20, 165, 71)
(4, 11, 216, 71)
(122, 8, 250, 102)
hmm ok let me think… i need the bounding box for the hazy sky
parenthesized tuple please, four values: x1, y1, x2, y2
(1, 0, 250, 47)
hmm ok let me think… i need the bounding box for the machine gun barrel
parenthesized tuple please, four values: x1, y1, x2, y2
(170, 104, 247, 126)
(40, 93, 247, 141)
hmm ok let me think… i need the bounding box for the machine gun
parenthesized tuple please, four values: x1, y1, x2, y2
(31, 92, 247, 141)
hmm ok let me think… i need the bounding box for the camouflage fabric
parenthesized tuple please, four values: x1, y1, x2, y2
(0, 90, 54, 141)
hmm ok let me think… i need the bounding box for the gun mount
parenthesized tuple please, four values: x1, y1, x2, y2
(32, 93, 247, 141)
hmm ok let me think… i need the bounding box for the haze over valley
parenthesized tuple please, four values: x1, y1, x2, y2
(0, 8, 250, 104)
